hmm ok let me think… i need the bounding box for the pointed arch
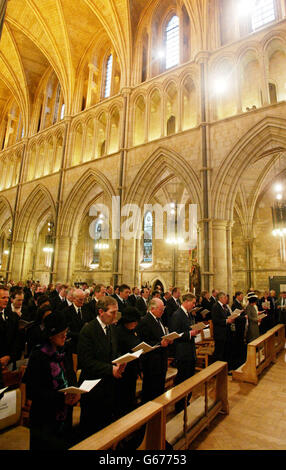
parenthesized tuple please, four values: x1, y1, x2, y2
(125, 146, 202, 217)
(212, 116, 286, 220)
(60, 168, 116, 239)
(15, 184, 56, 242)
(0, 195, 13, 234)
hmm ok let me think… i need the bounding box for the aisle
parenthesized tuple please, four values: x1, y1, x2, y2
(189, 349, 286, 450)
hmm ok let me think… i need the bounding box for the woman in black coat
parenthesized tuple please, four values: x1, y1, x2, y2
(25, 311, 80, 450)
(115, 307, 142, 417)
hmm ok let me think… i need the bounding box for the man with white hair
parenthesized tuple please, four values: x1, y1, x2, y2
(64, 288, 93, 353)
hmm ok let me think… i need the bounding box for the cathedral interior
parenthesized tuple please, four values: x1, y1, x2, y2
(1, 0, 286, 296)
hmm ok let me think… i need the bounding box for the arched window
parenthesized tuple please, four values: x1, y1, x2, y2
(143, 211, 153, 263)
(104, 54, 113, 98)
(165, 15, 180, 70)
(60, 103, 65, 120)
(251, 0, 276, 30)
(92, 219, 102, 266)
(53, 84, 61, 124)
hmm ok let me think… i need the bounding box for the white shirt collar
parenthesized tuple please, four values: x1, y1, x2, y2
(180, 305, 188, 316)
(73, 303, 81, 313)
(11, 304, 21, 314)
(97, 315, 108, 333)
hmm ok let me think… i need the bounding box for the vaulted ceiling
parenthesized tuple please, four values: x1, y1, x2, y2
(0, 0, 212, 129)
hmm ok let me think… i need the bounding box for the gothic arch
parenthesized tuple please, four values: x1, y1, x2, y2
(60, 168, 116, 239)
(212, 116, 286, 220)
(15, 185, 56, 242)
(125, 147, 202, 217)
(0, 195, 13, 233)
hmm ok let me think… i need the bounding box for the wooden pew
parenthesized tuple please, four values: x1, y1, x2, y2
(70, 401, 165, 450)
(232, 324, 285, 385)
(153, 361, 228, 450)
(71, 361, 228, 451)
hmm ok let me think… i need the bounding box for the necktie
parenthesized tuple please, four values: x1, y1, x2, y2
(105, 325, 111, 343)
(78, 308, 82, 321)
(157, 318, 165, 334)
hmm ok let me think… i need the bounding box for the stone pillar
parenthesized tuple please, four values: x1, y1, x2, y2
(86, 63, 98, 108)
(54, 236, 76, 283)
(212, 220, 229, 291)
(260, 48, 270, 106)
(10, 240, 32, 281)
(226, 220, 234, 295)
(244, 237, 255, 290)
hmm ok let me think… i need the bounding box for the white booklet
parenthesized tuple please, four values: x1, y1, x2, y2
(59, 379, 101, 395)
(161, 332, 183, 341)
(191, 322, 208, 331)
(228, 309, 243, 320)
(0, 387, 8, 396)
(112, 349, 143, 365)
(132, 342, 160, 354)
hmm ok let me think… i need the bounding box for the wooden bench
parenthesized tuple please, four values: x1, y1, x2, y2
(232, 324, 285, 385)
(70, 361, 228, 451)
(70, 401, 165, 450)
(154, 361, 228, 450)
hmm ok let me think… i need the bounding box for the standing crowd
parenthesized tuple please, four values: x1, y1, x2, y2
(0, 279, 285, 450)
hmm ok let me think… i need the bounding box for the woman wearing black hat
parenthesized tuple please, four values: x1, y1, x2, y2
(115, 307, 142, 417)
(246, 295, 262, 343)
(24, 310, 80, 450)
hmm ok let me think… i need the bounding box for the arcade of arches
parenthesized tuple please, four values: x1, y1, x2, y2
(1, 0, 286, 296)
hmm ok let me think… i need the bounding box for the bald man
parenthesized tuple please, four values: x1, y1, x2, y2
(136, 297, 173, 403)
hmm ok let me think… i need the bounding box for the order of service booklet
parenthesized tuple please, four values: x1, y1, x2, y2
(59, 379, 101, 395)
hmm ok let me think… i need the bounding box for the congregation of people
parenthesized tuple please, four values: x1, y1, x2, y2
(0, 279, 286, 450)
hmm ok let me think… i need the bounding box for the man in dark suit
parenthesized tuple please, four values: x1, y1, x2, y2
(83, 283, 106, 319)
(231, 291, 247, 368)
(209, 289, 218, 309)
(64, 289, 93, 353)
(211, 292, 235, 371)
(6, 287, 32, 360)
(136, 297, 173, 404)
(78, 296, 125, 438)
(170, 293, 200, 413)
(49, 283, 68, 312)
(162, 291, 172, 306)
(136, 287, 149, 318)
(128, 287, 140, 307)
(163, 287, 181, 328)
(114, 284, 131, 315)
(111, 285, 120, 299)
(7, 287, 31, 321)
(0, 286, 20, 371)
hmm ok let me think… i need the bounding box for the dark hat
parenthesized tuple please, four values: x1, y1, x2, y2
(43, 311, 67, 337)
(119, 307, 141, 324)
(247, 291, 257, 299)
(248, 295, 258, 303)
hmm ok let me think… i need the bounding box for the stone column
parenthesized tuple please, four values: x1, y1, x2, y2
(54, 236, 76, 283)
(212, 220, 229, 291)
(86, 63, 98, 108)
(244, 237, 255, 290)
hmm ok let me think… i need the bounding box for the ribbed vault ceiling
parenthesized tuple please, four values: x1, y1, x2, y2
(0, 0, 210, 125)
